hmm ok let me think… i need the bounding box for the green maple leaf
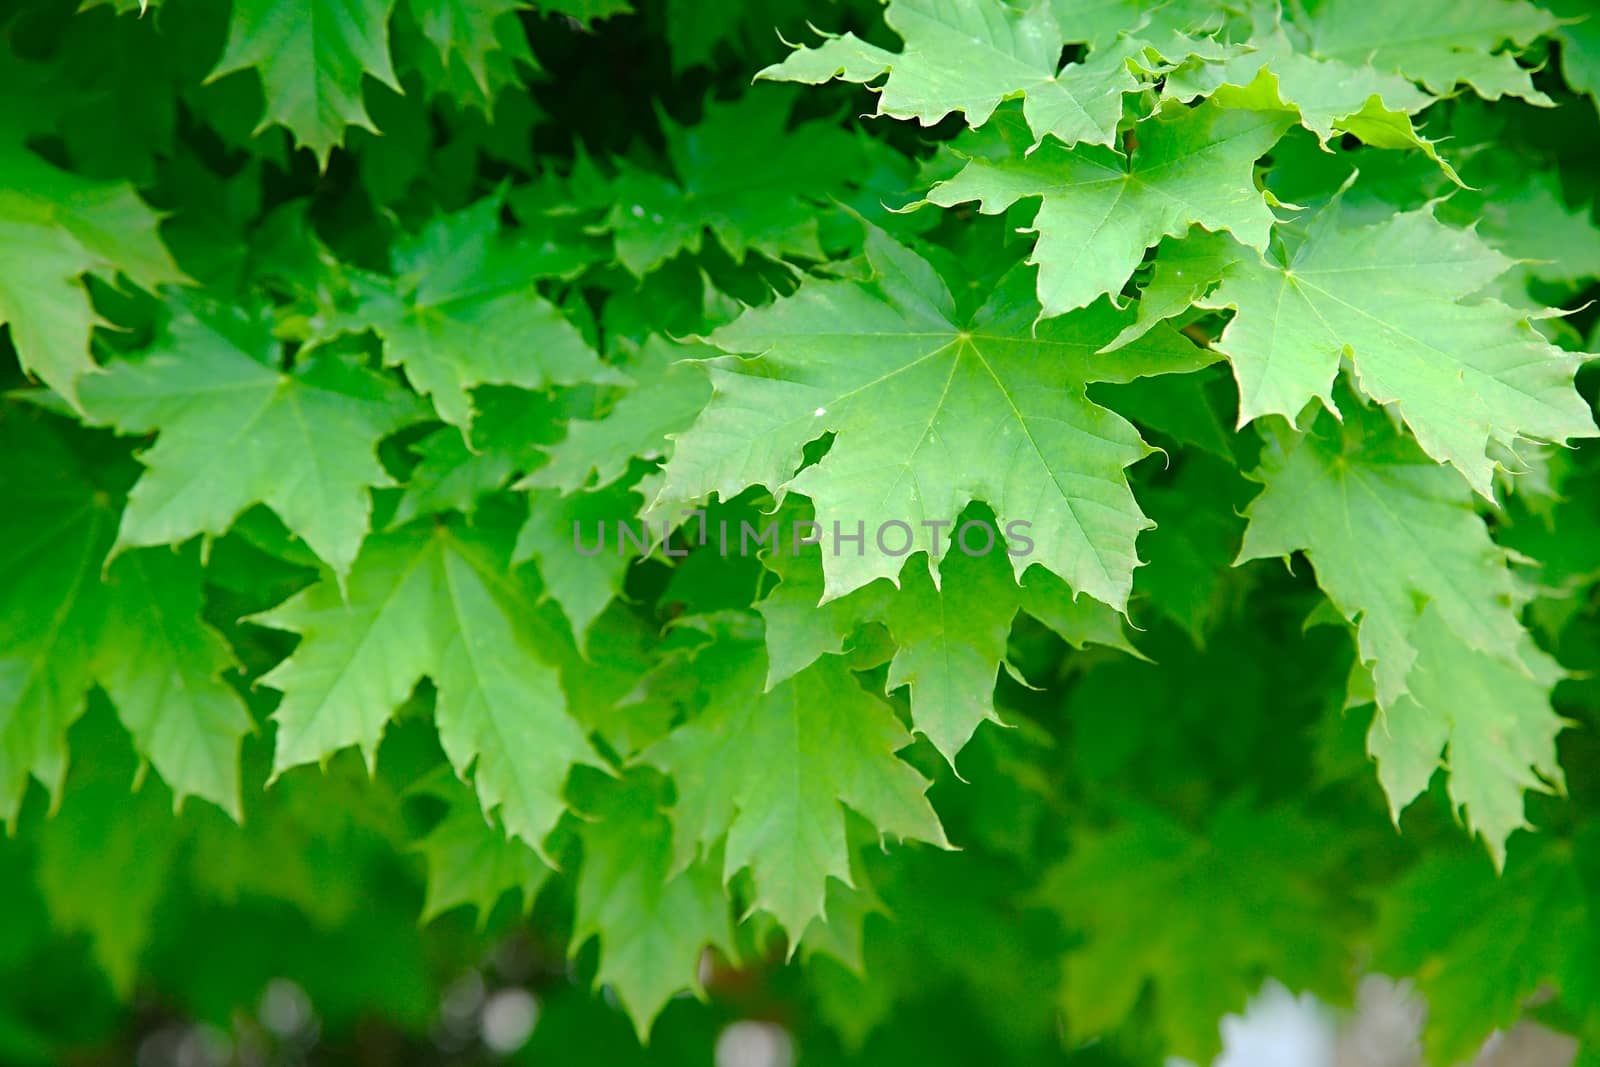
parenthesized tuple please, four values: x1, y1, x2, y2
(1545, 0, 1600, 113)
(758, 0, 1153, 150)
(209, 0, 403, 165)
(94, 546, 255, 820)
(650, 229, 1214, 609)
(0, 410, 111, 824)
(188, 756, 408, 930)
(753, 504, 896, 692)
(1455, 170, 1600, 298)
(346, 197, 623, 429)
(1051, 0, 1235, 50)
(1239, 407, 1565, 864)
(571, 770, 734, 1040)
(514, 481, 641, 648)
(642, 633, 948, 938)
(929, 98, 1291, 316)
(755, 503, 1135, 765)
(1364, 608, 1565, 866)
(411, 769, 551, 923)
(1374, 835, 1600, 1065)
(0, 137, 183, 402)
(602, 92, 864, 275)
(1042, 799, 1350, 1061)
(1102, 227, 1246, 350)
(391, 387, 564, 525)
(254, 515, 599, 851)
(880, 543, 1020, 764)
(79, 298, 423, 580)
(521, 336, 714, 494)
(1295, 0, 1558, 104)
(1197, 198, 1594, 496)
(33, 711, 181, 996)
(1163, 19, 1456, 178)
(404, 0, 536, 106)
(0, 409, 251, 824)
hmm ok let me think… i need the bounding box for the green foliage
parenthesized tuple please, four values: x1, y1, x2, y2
(3, 0, 1600, 1064)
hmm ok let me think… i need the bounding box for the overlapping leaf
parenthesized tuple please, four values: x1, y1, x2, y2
(211, 0, 402, 164)
(1042, 800, 1350, 1061)
(0, 409, 251, 824)
(0, 136, 183, 402)
(650, 229, 1214, 608)
(1293, 0, 1557, 104)
(80, 298, 423, 580)
(1195, 199, 1595, 496)
(928, 98, 1290, 316)
(255, 515, 598, 850)
(759, 0, 1154, 150)
(643, 629, 947, 938)
(1240, 407, 1565, 864)
(602, 93, 864, 276)
(756, 511, 1135, 765)
(344, 197, 621, 429)
(570, 770, 734, 1039)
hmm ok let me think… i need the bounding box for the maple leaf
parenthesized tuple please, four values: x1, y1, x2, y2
(650, 228, 1214, 609)
(411, 769, 551, 923)
(404, 0, 536, 106)
(0, 408, 250, 824)
(514, 481, 641, 648)
(345, 196, 624, 429)
(1295, 0, 1558, 104)
(880, 542, 1022, 763)
(0, 409, 111, 824)
(209, 0, 403, 165)
(601, 92, 864, 275)
(254, 515, 599, 851)
(1163, 17, 1457, 178)
(1544, 0, 1600, 113)
(1239, 407, 1565, 865)
(79, 297, 423, 580)
(758, 0, 1149, 150)
(1198, 199, 1594, 496)
(391, 386, 564, 525)
(928, 97, 1291, 316)
(1374, 835, 1600, 1065)
(1457, 170, 1600, 297)
(32, 711, 182, 996)
(94, 546, 255, 820)
(570, 770, 734, 1039)
(521, 336, 714, 494)
(0, 136, 183, 403)
(1041, 799, 1351, 1061)
(754, 501, 1137, 765)
(642, 632, 948, 939)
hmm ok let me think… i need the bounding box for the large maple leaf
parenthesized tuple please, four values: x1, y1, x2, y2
(1198, 200, 1595, 496)
(79, 297, 423, 580)
(650, 229, 1213, 609)
(1240, 406, 1566, 865)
